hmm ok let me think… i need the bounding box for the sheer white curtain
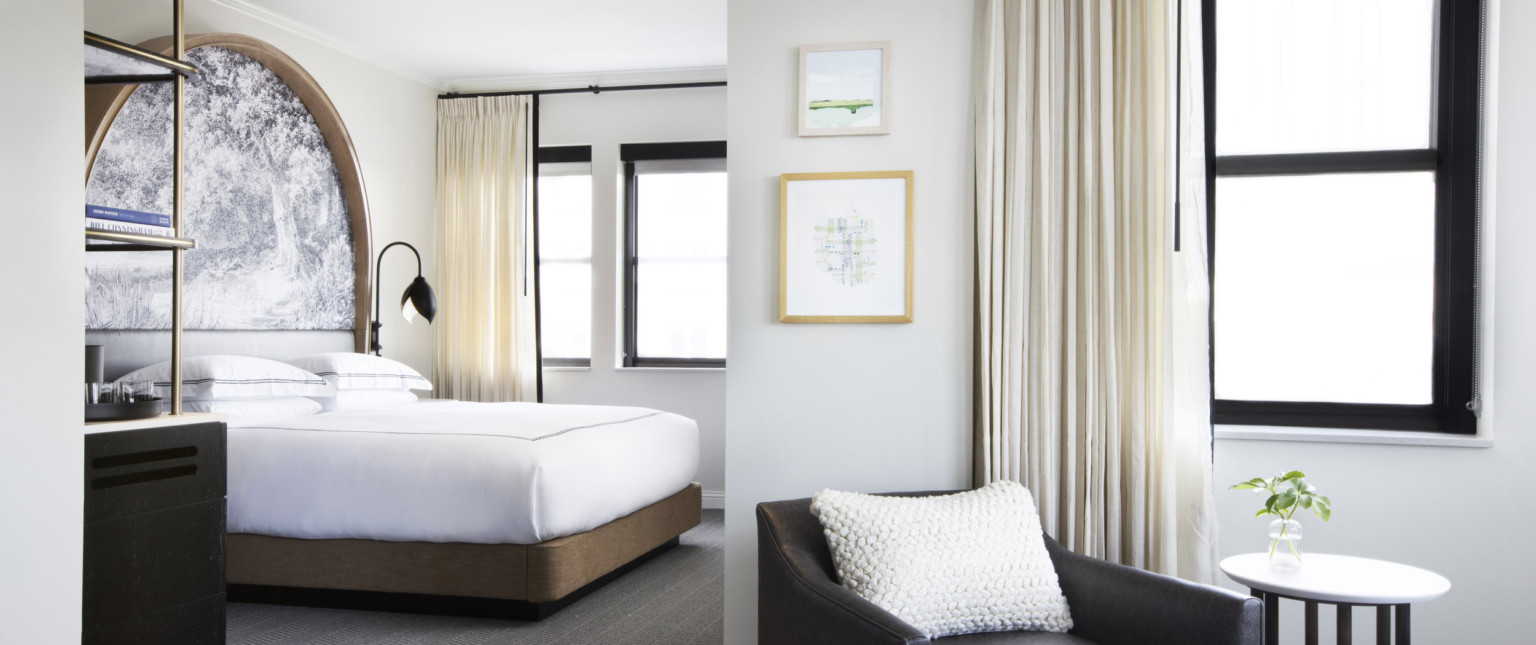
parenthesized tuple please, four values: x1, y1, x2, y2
(433, 95, 539, 403)
(974, 0, 1217, 583)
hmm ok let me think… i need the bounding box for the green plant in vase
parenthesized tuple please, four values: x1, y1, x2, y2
(1231, 471, 1330, 568)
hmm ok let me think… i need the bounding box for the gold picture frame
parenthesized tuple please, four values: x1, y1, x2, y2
(780, 171, 913, 323)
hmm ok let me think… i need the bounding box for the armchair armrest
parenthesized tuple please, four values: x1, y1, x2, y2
(757, 501, 930, 645)
(1046, 537, 1262, 645)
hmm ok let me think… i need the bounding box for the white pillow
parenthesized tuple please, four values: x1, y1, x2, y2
(117, 355, 334, 401)
(810, 481, 1073, 638)
(283, 352, 432, 391)
(314, 388, 418, 412)
(181, 397, 322, 428)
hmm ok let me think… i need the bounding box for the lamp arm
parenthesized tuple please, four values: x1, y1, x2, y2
(371, 241, 423, 356)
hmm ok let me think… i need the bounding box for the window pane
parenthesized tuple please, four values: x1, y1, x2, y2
(636, 171, 727, 360)
(1217, 0, 1434, 155)
(1214, 172, 1434, 404)
(538, 166, 592, 361)
(539, 172, 591, 260)
(636, 261, 727, 359)
(538, 263, 591, 360)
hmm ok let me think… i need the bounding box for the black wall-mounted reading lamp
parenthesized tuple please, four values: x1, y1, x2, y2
(371, 241, 437, 356)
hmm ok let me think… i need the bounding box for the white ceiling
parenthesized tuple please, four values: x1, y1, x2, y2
(219, 0, 727, 90)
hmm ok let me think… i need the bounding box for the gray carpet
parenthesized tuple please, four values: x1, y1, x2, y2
(227, 509, 724, 645)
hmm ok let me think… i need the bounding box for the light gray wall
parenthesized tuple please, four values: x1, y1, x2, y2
(538, 87, 728, 503)
(723, 1, 977, 642)
(1213, 2, 1536, 643)
(83, 0, 439, 379)
(0, 1, 85, 641)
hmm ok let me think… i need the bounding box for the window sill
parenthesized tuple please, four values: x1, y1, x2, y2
(542, 365, 591, 372)
(1215, 425, 1493, 448)
(615, 366, 726, 373)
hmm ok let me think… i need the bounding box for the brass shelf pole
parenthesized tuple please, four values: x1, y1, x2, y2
(170, 0, 185, 415)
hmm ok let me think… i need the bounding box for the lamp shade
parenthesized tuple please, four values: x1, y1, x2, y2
(401, 275, 437, 324)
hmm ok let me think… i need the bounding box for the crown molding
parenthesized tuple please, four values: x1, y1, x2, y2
(442, 66, 728, 94)
(207, 0, 442, 89)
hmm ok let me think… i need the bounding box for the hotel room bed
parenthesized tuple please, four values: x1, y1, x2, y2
(222, 399, 702, 619)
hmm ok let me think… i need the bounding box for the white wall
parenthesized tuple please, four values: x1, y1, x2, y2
(538, 87, 728, 503)
(1211, 1, 1536, 643)
(83, 0, 440, 378)
(723, 1, 977, 642)
(0, 2, 85, 641)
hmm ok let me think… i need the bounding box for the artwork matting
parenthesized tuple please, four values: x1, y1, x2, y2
(798, 41, 892, 137)
(780, 171, 913, 323)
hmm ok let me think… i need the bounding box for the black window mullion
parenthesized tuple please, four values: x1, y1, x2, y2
(1439, 0, 1483, 434)
(1214, 149, 1438, 177)
(623, 161, 640, 368)
(1214, 401, 1440, 433)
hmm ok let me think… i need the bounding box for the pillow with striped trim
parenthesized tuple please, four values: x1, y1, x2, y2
(117, 355, 335, 401)
(284, 352, 433, 391)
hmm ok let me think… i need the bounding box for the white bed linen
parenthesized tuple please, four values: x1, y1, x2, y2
(228, 400, 699, 545)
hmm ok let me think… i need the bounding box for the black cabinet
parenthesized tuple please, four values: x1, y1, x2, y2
(83, 421, 226, 644)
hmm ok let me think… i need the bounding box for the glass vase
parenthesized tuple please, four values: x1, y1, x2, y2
(1267, 519, 1303, 570)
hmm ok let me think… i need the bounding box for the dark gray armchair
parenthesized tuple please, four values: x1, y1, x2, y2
(757, 495, 1262, 645)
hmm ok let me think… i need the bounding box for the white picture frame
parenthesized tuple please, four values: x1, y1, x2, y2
(797, 41, 892, 137)
(780, 171, 913, 323)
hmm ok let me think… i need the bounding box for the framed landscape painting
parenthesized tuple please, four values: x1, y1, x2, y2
(798, 42, 892, 137)
(780, 171, 913, 323)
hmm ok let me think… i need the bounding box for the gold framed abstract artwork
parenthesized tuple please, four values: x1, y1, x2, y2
(780, 171, 913, 323)
(797, 41, 892, 136)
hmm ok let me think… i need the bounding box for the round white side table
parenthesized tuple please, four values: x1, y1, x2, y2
(1220, 553, 1450, 645)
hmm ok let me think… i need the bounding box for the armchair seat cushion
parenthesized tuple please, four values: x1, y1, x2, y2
(937, 632, 1098, 644)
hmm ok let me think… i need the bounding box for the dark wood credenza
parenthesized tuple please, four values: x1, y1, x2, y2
(83, 418, 227, 644)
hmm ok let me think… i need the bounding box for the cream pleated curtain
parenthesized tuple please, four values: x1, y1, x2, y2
(974, 0, 1218, 583)
(433, 95, 539, 403)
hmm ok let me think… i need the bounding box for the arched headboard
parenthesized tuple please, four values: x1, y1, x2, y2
(85, 33, 373, 377)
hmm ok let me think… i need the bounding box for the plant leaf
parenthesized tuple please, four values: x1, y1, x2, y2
(1255, 508, 1276, 518)
(1265, 494, 1280, 511)
(1274, 493, 1297, 511)
(1231, 483, 1256, 490)
(1284, 470, 1305, 481)
(1317, 504, 1332, 522)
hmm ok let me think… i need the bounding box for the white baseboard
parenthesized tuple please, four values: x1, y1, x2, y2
(701, 490, 725, 510)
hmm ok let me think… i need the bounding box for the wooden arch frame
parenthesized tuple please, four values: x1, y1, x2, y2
(85, 32, 373, 352)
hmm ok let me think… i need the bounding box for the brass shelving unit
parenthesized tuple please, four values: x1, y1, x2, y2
(84, 0, 196, 415)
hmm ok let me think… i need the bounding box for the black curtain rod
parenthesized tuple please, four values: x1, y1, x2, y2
(439, 80, 725, 100)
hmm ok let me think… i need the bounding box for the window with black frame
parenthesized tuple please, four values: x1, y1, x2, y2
(1204, 0, 1482, 433)
(538, 145, 594, 368)
(621, 141, 727, 368)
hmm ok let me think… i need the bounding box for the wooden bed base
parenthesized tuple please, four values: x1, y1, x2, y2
(225, 483, 702, 620)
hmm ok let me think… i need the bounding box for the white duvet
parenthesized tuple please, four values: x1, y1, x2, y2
(227, 400, 699, 545)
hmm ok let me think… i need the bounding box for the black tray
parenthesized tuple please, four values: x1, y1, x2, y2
(85, 398, 163, 422)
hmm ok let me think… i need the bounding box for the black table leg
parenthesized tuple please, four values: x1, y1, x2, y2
(1255, 589, 1278, 645)
(1305, 601, 1318, 645)
(1396, 604, 1411, 645)
(1338, 604, 1353, 645)
(1377, 606, 1392, 645)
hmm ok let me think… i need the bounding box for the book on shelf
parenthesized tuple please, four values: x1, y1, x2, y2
(86, 204, 171, 228)
(86, 218, 175, 238)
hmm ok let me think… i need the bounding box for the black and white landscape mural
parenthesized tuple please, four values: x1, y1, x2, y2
(86, 46, 355, 330)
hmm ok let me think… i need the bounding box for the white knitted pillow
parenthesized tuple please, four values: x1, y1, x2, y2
(810, 481, 1073, 638)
